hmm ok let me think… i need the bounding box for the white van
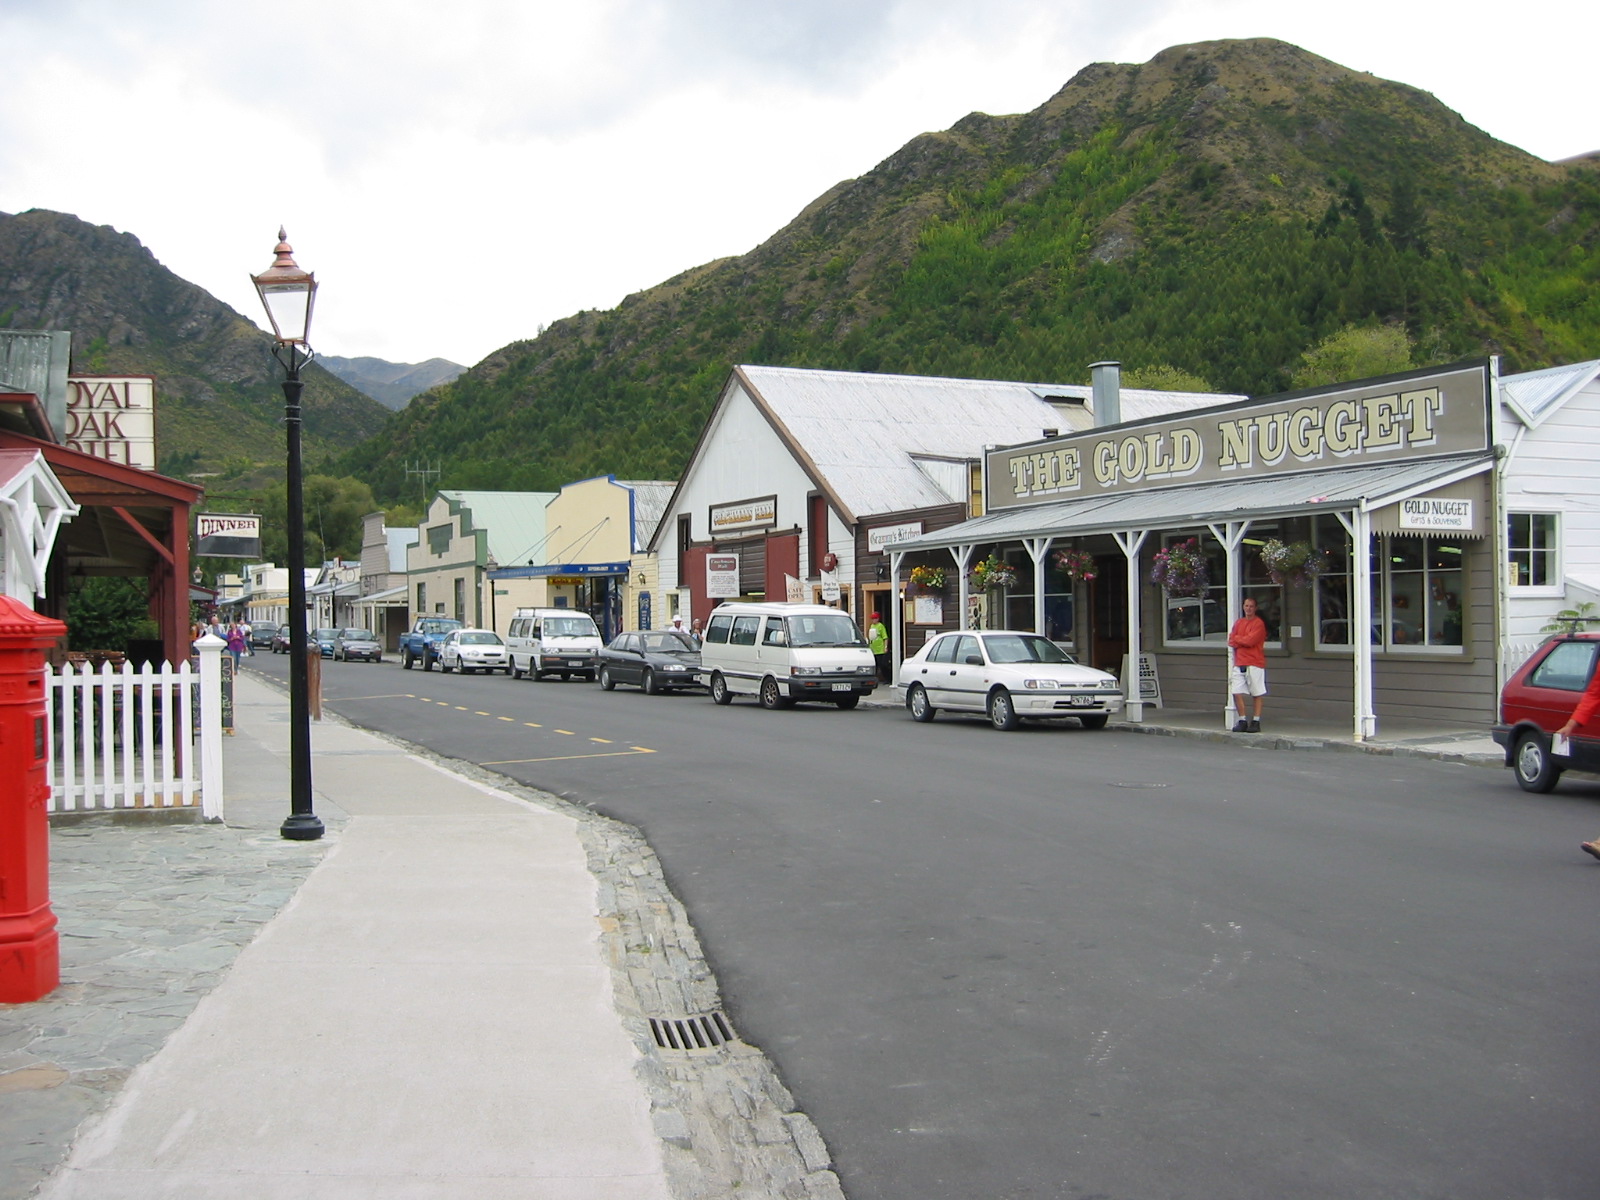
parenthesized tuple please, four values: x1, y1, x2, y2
(700, 602, 878, 710)
(506, 607, 603, 681)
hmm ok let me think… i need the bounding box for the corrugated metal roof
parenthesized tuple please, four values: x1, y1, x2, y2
(1500, 359, 1600, 429)
(896, 453, 1495, 549)
(739, 366, 1240, 520)
(617, 480, 676, 549)
(438, 489, 558, 565)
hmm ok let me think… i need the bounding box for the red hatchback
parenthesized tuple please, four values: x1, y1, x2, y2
(1492, 631, 1600, 791)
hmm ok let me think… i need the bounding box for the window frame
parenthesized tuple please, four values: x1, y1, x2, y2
(1507, 511, 1562, 596)
(1158, 529, 1284, 651)
(1312, 517, 1467, 656)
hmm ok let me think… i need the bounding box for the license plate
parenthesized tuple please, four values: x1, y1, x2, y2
(831, 683, 852, 692)
(1070, 694, 1095, 707)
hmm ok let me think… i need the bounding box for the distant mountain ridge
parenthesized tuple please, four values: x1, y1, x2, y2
(0, 208, 392, 478)
(319, 355, 464, 410)
(337, 37, 1600, 504)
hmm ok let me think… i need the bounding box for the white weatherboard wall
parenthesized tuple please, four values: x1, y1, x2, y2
(659, 383, 835, 593)
(1498, 365, 1600, 659)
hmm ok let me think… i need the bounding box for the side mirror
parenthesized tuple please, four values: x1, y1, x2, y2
(965, 654, 984, 666)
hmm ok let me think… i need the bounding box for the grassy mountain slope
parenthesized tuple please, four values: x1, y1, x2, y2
(338, 37, 1600, 502)
(319, 355, 465, 410)
(0, 208, 392, 478)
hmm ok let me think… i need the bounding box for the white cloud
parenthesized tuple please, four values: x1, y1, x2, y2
(1, 0, 1593, 368)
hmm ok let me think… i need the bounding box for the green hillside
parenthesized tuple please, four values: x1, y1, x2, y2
(339, 37, 1591, 499)
(0, 209, 391, 479)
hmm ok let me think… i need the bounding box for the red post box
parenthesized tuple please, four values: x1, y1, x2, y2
(0, 595, 68, 1002)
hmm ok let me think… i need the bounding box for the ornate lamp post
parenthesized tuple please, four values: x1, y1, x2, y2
(485, 553, 499, 634)
(252, 229, 324, 841)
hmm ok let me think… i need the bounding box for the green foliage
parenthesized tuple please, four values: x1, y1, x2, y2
(67, 577, 150, 651)
(1120, 365, 1217, 393)
(1290, 324, 1414, 389)
(258, 474, 376, 565)
(1542, 601, 1599, 633)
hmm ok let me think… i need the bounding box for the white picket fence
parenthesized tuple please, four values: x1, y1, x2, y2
(46, 638, 225, 819)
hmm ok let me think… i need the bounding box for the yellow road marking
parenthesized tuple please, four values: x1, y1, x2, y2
(591, 737, 612, 744)
(481, 747, 657, 765)
(554, 729, 575, 735)
(524, 722, 542, 728)
(474, 711, 490, 716)
(497, 716, 514, 722)
(324, 693, 417, 702)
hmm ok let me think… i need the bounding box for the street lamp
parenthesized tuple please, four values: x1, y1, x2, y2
(485, 553, 498, 633)
(252, 228, 323, 842)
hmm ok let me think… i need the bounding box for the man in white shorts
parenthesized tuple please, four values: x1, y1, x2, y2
(1227, 596, 1268, 732)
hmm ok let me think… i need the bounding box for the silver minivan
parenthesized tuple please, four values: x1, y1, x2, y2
(505, 607, 603, 681)
(699, 602, 877, 709)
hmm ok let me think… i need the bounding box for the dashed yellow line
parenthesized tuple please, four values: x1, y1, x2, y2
(338, 694, 657, 761)
(482, 747, 657, 765)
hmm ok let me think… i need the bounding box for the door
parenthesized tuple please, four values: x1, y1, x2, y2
(1089, 555, 1128, 674)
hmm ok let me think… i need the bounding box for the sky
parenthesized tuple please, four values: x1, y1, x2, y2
(1, 0, 1594, 370)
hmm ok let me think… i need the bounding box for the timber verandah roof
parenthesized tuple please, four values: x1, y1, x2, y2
(892, 452, 1497, 553)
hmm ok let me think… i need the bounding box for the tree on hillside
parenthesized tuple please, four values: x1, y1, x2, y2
(1290, 324, 1414, 390)
(1122, 364, 1217, 393)
(259, 475, 376, 566)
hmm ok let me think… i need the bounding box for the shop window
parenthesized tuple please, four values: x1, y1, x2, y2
(1314, 516, 1464, 652)
(416, 582, 426, 613)
(1507, 513, 1559, 590)
(1159, 530, 1282, 648)
(1001, 549, 1075, 644)
(454, 577, 466, 623)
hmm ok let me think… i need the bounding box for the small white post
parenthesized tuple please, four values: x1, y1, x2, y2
(195, 633, 225, 820)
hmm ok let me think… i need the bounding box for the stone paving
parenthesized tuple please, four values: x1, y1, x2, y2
(0, 818, 331, 1200)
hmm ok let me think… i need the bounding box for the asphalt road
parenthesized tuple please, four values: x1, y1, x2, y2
(249, 652, 1600, 1200)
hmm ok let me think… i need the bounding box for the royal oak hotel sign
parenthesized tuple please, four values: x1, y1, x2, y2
(986, 363, 1492, 511)
(65, 376, 156, 469)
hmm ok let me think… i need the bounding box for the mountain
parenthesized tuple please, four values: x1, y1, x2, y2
(319, 355, 465, 410)
(338, 37, 1600, 505)
(0, 208, 392, 478)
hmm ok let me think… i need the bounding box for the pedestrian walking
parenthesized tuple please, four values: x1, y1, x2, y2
(1227, 596, 1267, 732)
(1554, 667, 1600, 860)
(240, 618, 254, 655)
(867, 611, 890, 682)
(224, 621, 247, 674)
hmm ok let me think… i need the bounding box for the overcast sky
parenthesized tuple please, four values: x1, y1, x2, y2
(1, 0, 1592, 369)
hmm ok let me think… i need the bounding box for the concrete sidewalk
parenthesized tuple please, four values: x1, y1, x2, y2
(12, 674, 842, 1200)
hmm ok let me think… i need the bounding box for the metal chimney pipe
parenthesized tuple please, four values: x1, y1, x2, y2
(1090, 361, 1121, 427)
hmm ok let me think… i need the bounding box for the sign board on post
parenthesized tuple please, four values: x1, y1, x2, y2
(1399, 497, 1473, 531)
(196, 513, 263, 559)
(65, 377, 156, 468)
(820, 570, 841, 603)
(1119, 652, 1162, 707)
(707, 554, 740, 599)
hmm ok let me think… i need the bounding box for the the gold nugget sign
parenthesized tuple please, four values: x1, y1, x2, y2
(987, 364, 1491, 511)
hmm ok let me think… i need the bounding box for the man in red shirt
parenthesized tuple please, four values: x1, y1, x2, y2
(1557, 667, 1600, 860)
(1228, 596, 1268, 733)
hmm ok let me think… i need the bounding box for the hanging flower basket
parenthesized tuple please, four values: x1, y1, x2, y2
(970, 554, 1018, 591)
(1151, 538, 1209, 598)
(908, 564, 946, 593)
(1259, 539, 1328, 589)
(1052, 548, 1097, 583)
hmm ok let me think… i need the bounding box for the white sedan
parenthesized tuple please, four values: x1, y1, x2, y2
(898, 630, 1124, 731)
(438, 629, 511, 675)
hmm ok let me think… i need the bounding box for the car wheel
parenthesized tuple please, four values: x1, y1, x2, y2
(423, 652, 434, 671)
(599, 666, 615, 691)
(582, 671, 596, 682)
(1078, 713, 1109, 730)
(642, 668, 659, 696)
(710, 672, 732, 705)
(559, 672, 571, 682)
(834, 693, 859, 710)
(511, 662, 524, 679)
(759, 676, 789, 710)
(988, 688, 1020, 731)
(1514, 730, 1563, 793)
(907, 684, 937, 723)
(504, 664, 513, 676)
(402, 649, 414, 669)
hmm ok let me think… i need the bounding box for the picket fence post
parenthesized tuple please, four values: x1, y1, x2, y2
(195, 634, 225, 821)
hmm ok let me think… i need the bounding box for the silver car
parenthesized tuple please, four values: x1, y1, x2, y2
(334, 628, 382, 662)
(438, 629, 510, 675)
(898, 630, 1124, 731)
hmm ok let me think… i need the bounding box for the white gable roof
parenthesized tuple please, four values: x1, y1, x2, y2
(1500, 359, 1600, 429)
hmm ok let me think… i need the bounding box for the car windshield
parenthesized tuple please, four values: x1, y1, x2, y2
(418, 620, 461, 634)
(544, 617, 598, 637)
(460, 632, 503, 645)
(784, 613, 866, 648)
(313, 629, 338, 640)
(982, 634, 1073, 665)
(641, 632, 696, 653)
(341, 629, 373, 640)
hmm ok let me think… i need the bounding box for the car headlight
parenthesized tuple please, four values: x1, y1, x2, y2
(1022, 679, 1062, 690)
(661, 664, 685, 672)
(791, 666, 822, 676)
(856, 665, 876, 676)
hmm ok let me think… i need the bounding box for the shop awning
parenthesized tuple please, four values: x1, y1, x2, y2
(354, 584, 409, 606)
(895, 452, 1496, 551)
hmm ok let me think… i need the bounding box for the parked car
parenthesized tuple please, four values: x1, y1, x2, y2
(399, 616, 465, 671)
(334, 628, 382, 663)
(249, 622, 281, 650)
(270, 625, 296, 653)
(898, 629, 1124, 731)
(597, 630, 702, 694)
(506, 608, 602, 681)
(1492, 629, 1600, 791)
(699, 602, 877, 709)
(312, 628, 340, 658)
(438, 629, 510, 674)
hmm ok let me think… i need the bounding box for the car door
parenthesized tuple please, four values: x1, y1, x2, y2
(614, 634, 642, 686)
(909, 634, 958, 707)
(1522, 640, 1600, 767)
(943, 634, 988, 712)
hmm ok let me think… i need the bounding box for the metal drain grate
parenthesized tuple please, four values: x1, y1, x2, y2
(649, 1013, 735, 1051)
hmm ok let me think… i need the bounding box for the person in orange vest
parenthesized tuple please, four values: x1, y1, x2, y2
(1227, 596, 1268, 733)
